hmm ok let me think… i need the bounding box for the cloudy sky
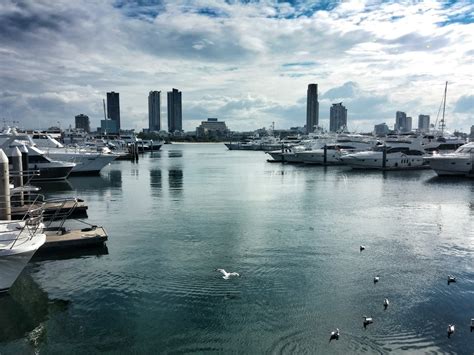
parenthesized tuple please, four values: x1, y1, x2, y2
(0, 0, 472, 133)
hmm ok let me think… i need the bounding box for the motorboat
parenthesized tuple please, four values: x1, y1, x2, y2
(5, 131, 118, 175)
(424, 142, 474, 177)
(0, 186, 46, 293)
(340, 145, 428, 170)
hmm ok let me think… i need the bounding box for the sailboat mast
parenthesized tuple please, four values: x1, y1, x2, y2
(440, 81, 447, 134)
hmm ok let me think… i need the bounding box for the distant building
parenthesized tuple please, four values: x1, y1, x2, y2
(167, 88, 182, 133)
(406, 117, 412, 132)
(100, 119, 119, 134)
(306, 84, 319, 134)
(106, 92, 121, 131)
(196, 118, 229, 137)
(329, 102, 347, 132)
(374, 123, 390, 135)
(470, 125, 474, 139)
(418, 114, 430, 132)
(148, 91, 161, 132)
(395, 111, 411, 132)
(75, 114, 90, 133)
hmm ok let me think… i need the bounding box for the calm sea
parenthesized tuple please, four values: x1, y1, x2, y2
(1, 143, 473, 354)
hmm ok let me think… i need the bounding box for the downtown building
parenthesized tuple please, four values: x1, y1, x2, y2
(75, 114, 90, 133)
(306, 84, 319, 134)
(167, 88, 182, 133)
(105, 91, 120, 134)
(329, 102, 347, 132)
(148, 91, 161, 132)
(418, 114, 430, 132)
(196, 118, 229, 138)
(395, 111, 412, 133)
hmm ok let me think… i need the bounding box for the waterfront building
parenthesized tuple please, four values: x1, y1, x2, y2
(167, 88, 182, 133)
(306, 84, 319, 134)
(374, 123, 390, 135)
(196, 118, 229, 138)
(100, 119, 119, 134)
(395, 111, 411, 132)
(75, 114, 90, 133)
(418, 115, 430, 132)
(148, 91, 161, 132)
(106, 92, 121, 131)
(329, 102, 347, 132)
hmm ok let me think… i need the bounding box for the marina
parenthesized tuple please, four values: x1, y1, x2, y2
(0, 143, 472, 354)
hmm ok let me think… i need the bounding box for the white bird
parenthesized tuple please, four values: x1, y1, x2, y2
(360, 245, 365, 252)
(363, 316, 373, 327)
(374, 276, 380, 284)
(447, 275, 456, 284)
(384, 298, 389, 309)
(447, 324, 455, 337)
(329, 328, 340, 341)
(216, 268, 240, 279)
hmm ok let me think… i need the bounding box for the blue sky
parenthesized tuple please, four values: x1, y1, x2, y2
(0, 0, 472, 132)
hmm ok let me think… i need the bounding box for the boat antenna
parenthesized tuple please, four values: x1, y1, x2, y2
(440, 81, 447, 134)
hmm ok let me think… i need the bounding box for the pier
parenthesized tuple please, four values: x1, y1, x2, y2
(40, 226, 108, 252)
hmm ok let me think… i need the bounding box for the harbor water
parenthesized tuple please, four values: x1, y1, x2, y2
(1, 143, 473, 354)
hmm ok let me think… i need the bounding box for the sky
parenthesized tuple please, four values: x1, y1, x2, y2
(0, 0, 473, 133)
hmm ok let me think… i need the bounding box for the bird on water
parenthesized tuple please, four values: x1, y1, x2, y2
(216, 269, 240, 279)
(447, 324, 455, 338)
(360, 245, 365, 252)
(447, 275, 456, 285)
(329, 328, 340, 342)
(384, 298, 389, 309)
(374, 276, 380, 284)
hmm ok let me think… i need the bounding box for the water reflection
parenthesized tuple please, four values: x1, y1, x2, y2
(0, 274, 69, 345)
(33, 244, 109, 262)
(149, 169, 162, 197)
(168, 169, 183, 198)
(33, 180, 73, 193)
(168, 150, 183, 158)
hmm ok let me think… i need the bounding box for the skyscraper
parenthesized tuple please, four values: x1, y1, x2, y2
(167, 88, 182, 133)
(306, 84, 319, 134)
(395, 111, 407, 132)
(75, 114, 90, 133)
(148, 91, 161, 132)
(329, 102, 347, 132)
(106, 92, 121, 131)
(418, 114, 430, 132)
(406, 117, 413, 132)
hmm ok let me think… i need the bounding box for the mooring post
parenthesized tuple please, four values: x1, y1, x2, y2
(323, 145, 327, 165)
(382, 145, 387, 169)
(0, 149, 11, 220)
(11, 147, 24, 206)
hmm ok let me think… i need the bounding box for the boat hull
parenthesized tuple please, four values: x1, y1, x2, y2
(45, 152, 118, 175)
(0, 234, 46, 293)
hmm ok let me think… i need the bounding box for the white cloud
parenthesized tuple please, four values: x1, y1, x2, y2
(0, 0, 472, 132)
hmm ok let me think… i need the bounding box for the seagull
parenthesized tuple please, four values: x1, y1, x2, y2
(374, 276, 380, 284)
(447, 275, 456, 284)
(329, 328, 340, 342)
(447, 324, 455, 338)
(216, 268, 240, 279)
(384, 298, 389, 309)
(360, 245, 365, 252)
(363, 316, 373, 328)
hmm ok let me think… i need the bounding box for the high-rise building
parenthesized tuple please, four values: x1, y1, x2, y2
(306, 84, 319, 134)
(329, 102, 347, 132)
(106, 92, 121, 131)
(374, 123, 390, 135)
(395, 111, 408, 132)
(406, 117, 412, 132)
(470, 125, 474, 139)
(148, 91, 161, 132)
(75, 114, 90, 133)
(418, 114, 430, 132)
(167, 88, 182, 133)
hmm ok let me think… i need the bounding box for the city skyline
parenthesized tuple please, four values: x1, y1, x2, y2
(0, 1, 472, 132)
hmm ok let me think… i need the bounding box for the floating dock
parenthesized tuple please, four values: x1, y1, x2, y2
(11, 199, 88, 220)
(40, 226, 108, 252)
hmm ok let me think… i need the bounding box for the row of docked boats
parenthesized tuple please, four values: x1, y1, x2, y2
(0, 127, 161, 181)
(264, 133, 473, 177)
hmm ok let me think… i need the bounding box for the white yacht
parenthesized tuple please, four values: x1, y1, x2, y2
(0, 194, 46, 293)
(424, 142, 474, 177)
(340, 145, 427, 170)
(10, 131, 118, 175)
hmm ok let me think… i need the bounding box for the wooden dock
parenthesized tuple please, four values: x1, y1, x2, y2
(11, 199, 88, 220)
(40, 226, 108, 252)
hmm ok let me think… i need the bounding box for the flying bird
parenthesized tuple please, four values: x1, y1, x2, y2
(216, 268, 240, 279)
